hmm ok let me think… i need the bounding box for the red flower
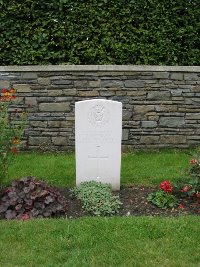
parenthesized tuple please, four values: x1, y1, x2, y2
(178, 204, 185, 210)
(11, 147, 18, 154)
(180, 185, 192, 193)
(1, 88, 7, 93)
(20, 213, 30, 221)
(190, 159, 198, 165)
(196, 192, 200, 198)
(160, 180, 173, 193)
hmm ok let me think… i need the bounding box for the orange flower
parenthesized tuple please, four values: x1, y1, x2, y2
(10, 88, 17, 99)
(0, 90, 11, 102)
(4, 91, 11, 97)
(1, 87, 17, 101)
(10, 88, 16, 94)
(13, 137, 20, 145)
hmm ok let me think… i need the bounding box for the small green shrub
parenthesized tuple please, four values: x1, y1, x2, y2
(71, 181, 122, 216)
(147, 190, 178, 209)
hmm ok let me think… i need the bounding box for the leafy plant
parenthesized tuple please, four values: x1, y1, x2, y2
(189, 157, 200, 178)
(147, 190, 178, 209)
(148, 153, 200, 210)
(174, 156, 200, 198)
(0, 85, 26, 185)
(0, 177, 68, 220)
(71, 181, 122, 216)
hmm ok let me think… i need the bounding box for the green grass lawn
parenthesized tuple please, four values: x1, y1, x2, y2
(7, 148, 193, 187)
(0, 217, 199, 267)
(1, 149, 200, 267)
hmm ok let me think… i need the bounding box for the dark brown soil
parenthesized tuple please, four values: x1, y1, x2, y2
(1, 183, 199, 220)
(60, 185, 200, 218)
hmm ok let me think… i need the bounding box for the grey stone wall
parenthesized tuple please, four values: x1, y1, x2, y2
(0, 65, 200, 151)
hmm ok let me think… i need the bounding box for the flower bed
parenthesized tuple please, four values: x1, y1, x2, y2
(148, 156, 200, 213)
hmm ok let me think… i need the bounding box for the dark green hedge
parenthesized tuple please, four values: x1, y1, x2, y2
(0, 0, 199, 65)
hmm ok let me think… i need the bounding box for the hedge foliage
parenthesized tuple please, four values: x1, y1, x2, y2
(0, 0, 199, 65)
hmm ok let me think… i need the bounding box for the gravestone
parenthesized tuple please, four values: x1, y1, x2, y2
(75, 99, 122, 190)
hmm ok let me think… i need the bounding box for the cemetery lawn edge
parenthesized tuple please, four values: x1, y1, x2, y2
(0, 216, 199, 267)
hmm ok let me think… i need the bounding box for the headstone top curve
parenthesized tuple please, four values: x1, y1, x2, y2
(75, 99, 122, 107)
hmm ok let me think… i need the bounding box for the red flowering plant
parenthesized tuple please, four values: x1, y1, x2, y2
(173, 155, 200, 199)
(0, 84, 26, 186)
(148, 180, 178, 209)
(148, 154, 200, 211)
(160, 180, 173, 193)
(189, 156, 200, 198)
(189, 156, 200, 178)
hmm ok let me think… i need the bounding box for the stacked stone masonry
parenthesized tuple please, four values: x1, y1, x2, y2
(0, 65, 200, 151)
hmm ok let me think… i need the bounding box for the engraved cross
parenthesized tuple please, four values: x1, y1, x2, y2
(88, 145, 108, 181)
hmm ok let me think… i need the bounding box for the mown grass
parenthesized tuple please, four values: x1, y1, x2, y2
(8, 152, 75, 187)
(0, 217, 200, 267)
(7, 148, 194, 187)
(1, 149, 200, 267)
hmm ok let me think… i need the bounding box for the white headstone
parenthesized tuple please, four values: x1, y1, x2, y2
(75, 99, 122, 191)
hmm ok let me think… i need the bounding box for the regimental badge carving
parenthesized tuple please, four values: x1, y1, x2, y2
(88, 104, 110, 127)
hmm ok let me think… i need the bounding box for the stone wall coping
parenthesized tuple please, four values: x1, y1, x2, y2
(0, 65, 200, 72)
